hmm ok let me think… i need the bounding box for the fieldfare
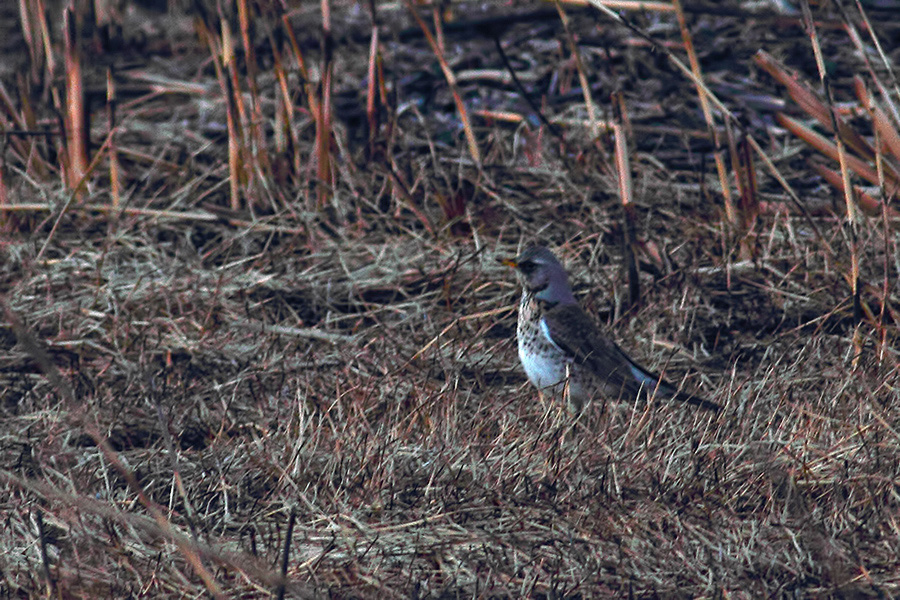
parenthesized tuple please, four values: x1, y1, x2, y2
(503, 245, 719, 412)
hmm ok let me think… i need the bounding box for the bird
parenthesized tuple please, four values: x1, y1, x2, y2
(502, 245, 719, 412)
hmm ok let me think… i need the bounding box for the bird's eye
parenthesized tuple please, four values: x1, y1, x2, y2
(519, 260, 537, 274)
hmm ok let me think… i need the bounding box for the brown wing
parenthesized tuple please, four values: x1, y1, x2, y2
(542, 304, 720, 411)
(540, 303, 647, 400)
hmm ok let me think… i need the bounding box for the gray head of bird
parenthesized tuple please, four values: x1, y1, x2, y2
(502, 245, 577, 305)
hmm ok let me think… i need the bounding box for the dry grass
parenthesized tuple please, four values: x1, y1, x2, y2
(1, 0, 900, 597)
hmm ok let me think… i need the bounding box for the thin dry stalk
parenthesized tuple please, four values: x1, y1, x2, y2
(554, 0, 599, 138)
(801, 0, 862, 365)
(858, 74, 898, 355)
(36, 129, 115, 260)
(194, 13, 241, 210)
(673, 0, 741, 255)
(405, 0, 481, 166)
(236, 0, 261, 121)
(36, 0, 54, 77)
(0, 80, 51, 179)
(431, 3, 445, 56)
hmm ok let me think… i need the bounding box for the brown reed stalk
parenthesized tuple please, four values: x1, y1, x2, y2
(237, 0, 261, 106)
(613, 98, 639, 308)
(366, 25, 381, 158)
(37, 0, 55, 78)
(365, 0, 391, 184)
(18, 0, 42, 84)
(317, 0, 335, 208)
(63, 7, 88, 196)
(726, 130, 759, 254)
(106, 68, 120, 209)
(196, 12, 243, 211)
(754, 51, 882, 169)
(776, 113, 899, 194)
(237, 0, 273, 207)
(855, 78, 900, 166)
(431, 3, 445, 56)
(17, 0, 55, 85)
(281, 14, 318, 183)
(223, 17, 253, 210)
(280, 16, 316, 119)
(809, 164, 900, 223)
(267, 19, 299, 191)
(0, 152, 6, 211)
(736, 136, 759, 230)
(842, 1, 900, 125)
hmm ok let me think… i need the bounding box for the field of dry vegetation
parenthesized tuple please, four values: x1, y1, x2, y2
(2, 0, 900, 597)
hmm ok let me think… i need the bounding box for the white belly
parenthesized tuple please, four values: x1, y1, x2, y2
(517, 338, 589, 404)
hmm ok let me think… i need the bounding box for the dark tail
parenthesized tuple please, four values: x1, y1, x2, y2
(623, 351, 721, 412)
(632, 364, 721, 411)
(668, 387, 721, 412)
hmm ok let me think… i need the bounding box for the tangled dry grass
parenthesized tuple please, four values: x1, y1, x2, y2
(1, 0, 900, 597)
